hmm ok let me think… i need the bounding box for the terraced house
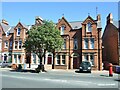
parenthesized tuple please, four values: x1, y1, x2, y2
(0, 15, 102, 70)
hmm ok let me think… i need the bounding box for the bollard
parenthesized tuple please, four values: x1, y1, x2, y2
(109, 63, 113, 77)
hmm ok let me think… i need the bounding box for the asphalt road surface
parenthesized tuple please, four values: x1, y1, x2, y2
(1, 69, 120, 88)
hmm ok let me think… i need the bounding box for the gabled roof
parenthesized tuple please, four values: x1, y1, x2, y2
(0, 23, 11, 33)
(69, 21, 82, 29)
(82, 15, 95, 24)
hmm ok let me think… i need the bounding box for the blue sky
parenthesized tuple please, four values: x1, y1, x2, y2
(1, 2, 118, 33)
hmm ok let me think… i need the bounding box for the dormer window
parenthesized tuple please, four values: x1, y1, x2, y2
(60, 25, 65, 35)
(17, 28, 21, 36)
(6, 31, 9, 37)
(86, 22, 92, 32)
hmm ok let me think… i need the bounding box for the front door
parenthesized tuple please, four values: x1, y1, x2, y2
(73, 57, 77, 69)
(47, 55, 52, 64)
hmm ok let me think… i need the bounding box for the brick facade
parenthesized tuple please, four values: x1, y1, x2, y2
(102, 13, 119, 65)
(0, 15, 102, 70)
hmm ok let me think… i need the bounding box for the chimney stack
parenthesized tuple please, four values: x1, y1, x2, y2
(2, 19, 8, 25)
(35, 16, 43, 26)
(107, 13, 113, 24)
(97, 14, 101, 21)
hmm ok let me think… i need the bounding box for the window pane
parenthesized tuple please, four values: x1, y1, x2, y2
(74, 38, 78, 49)
(90, 38, 94, 49)
(90, 54, 94, 65)
(86, 22, 92, 32)
(15, 41, 18, 49)
(63, 40, 66, 49)
(60, 26, 65, 35)
(62, 55, 65, 64)
(56, 55, 60, 64)
(84, 54, 88, 61)
(19, 41, 22, 49)
(84, 38, 88, 49)
(17, 28, 21, 35)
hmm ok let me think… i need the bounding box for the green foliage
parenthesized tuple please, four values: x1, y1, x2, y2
(24, 20, 64, 59)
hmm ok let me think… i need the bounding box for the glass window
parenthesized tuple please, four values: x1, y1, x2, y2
(17, 28, 21, 36)
(15, 41, 18, 49)
(63, 40, 66, 49)
(18, 55, 21, 63)
(84, 38, 88, 49)
(74, 38, 78, 49)
(90, 54, 94, 66)
(4, 41, 8, 48)
(62, 55, 65, 65)
(56, 55, 60, 65)
(6, 31, 9, 36)
(60, 25, 65, 35)
(84, 54, 89, 61)
(33, 54, 36, 64)
(10, 41, 12, 50)
(90, 38, 94, 49)
(14, 55, 17, 63)
(19, 40, 22, 49)
(86, 22, 92, 32)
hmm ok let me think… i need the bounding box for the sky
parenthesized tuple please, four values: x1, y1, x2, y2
(1, 2, 119, 34)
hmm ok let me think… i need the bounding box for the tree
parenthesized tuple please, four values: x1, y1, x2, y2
(24, 20, 64, 71)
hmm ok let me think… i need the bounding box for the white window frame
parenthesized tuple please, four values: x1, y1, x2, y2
(17, 28, 21, 36)
(56, 55, 60, 65)
(60, 25, 65, 35)
(9, 41, 12, 50)
(14, 41, 18, 50)
(84, 54, 89, 61)
(4, 41, 8, 48)
(90, 54, 94, 66)
(18, 40, 22, 50)
(33, 54, 36, 64)
(84, 38, 88, 49)
(14, 55, 17, 63)
(61, 55, 66, 65)
(63, 39, 66, 49)
(86, 22, 92, 32)
(90, 38, 94, 49)
(74, 38, 78, 49)
(18, 54, 21, 64)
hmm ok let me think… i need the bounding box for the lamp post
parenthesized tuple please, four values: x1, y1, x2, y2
(67, 35, 70, 69)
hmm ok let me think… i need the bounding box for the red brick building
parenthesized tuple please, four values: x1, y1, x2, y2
(0, 15, 103, 70)
(56, 15, 102, 70)
(102, 13, 119, 66)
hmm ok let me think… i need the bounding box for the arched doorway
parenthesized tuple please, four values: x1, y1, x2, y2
(47, 54, 52, 64)
(72, 53, 79, 69)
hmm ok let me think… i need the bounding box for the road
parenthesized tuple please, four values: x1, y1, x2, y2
(1, 69, 120, 88)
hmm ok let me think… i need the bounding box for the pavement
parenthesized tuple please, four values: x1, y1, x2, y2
(1, 67, 119, 88)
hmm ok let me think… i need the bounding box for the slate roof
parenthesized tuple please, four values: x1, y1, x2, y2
(69, 21, 82, 29)
(0, 23, 11, 33)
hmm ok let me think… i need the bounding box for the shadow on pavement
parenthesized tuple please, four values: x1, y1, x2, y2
(75, 70, 91, 73)
(114, 79, 120, 82)
(9, 69, 47, 73)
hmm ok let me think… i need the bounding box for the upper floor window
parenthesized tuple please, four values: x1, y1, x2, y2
(63, 39, 66, 49)
(6, 31, 9, 37)
(84, 38, 88, 49)
(90, 38, 94, 49)
(15, 41, 18, 49)
(86, 22, 92, 32)
(60, 25, 65, 35)
(17, 28, 21, 36)
(74, 38, 78, 49)
(19, 40, 22, 49)
(4, 41, 8, 48)
(84, 54, 89, 61)
(10, 41, 12, 50)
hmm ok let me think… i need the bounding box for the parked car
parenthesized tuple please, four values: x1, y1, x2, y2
(0, 61, 12, 68)
(79, 61, 91, 73)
